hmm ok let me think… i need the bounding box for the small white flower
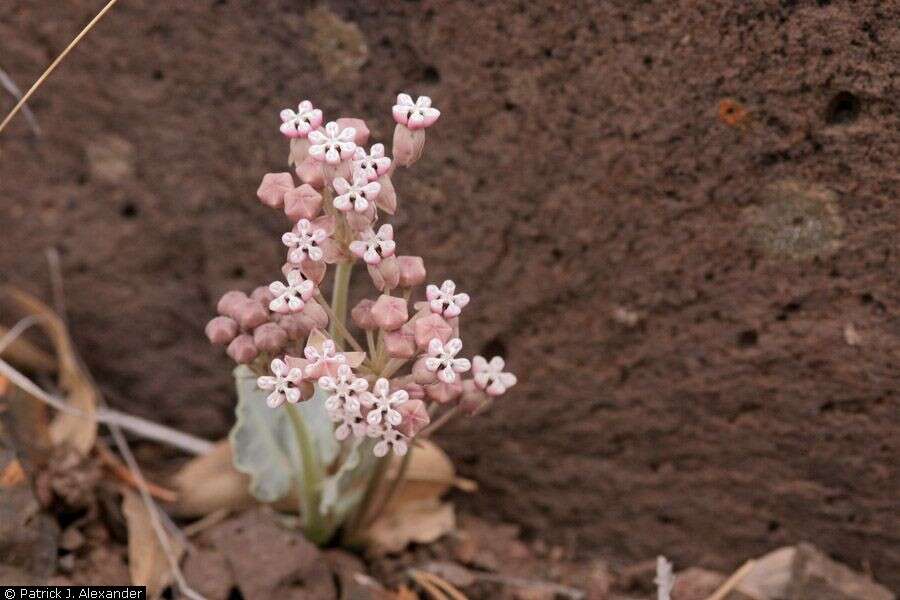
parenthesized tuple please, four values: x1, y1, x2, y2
(308, 121, 357, 164)
(319, 364, 368, 416)
(268, 269, 315, 313)
(303, 338, 346, 379)
(282, 219, 327, 263)
(368, 423, 409, 457)
(333, 171, 381, 213)
(279, 100, 323, 138)
(352, 143, 392, 182)
(362, 378, 408, 427)
(426, 280, 470, 318)
(331, 405, 368, 441)
(392, 93, 441, 130)
(256, 358, 303, 408)
(348, 224, 396, 265)
(472, 356, 517, 396)
(424, 338, 471, 384)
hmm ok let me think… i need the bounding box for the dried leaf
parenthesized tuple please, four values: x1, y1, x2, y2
(364, 498, 455, 555)
(3, 287, 98, 454)
(169, 440, 257, 517)
(382, 439, 460, 512)
(122, 488, 184, 599)
(391, 587, 420, 600)
(1, 458, 26, 487)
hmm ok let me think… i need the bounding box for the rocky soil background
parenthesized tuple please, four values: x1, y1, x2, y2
(0, 0, 897, 591)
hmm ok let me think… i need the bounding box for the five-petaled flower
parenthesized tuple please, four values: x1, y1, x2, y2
(283, 219, 328, 263)
(472, 356, 518, 396)
(333, 172, 381, 213)
(363, 378, 408, 427)
(280, 100, 323, 138)
(319, 364, 369, 415)
(303, 338, 347, 379)
(269, 269, 315, 313)
(424, 338, 471, 384)
(392, 94, 441, 130)
(353, 143, 392, 182)
(349, 224, 396, 265)
(368, 424, 409, 457)
(426, 280, 470, 318)
(308, 121, 357, 164)
(332, 407, 367, 441)
(257, 358, 303, 408)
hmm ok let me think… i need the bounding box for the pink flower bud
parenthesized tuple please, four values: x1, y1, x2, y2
(384, 328, 417, 358)
(299, 258, 327, 285)
(351, 299, 377, 331)
(336, 118, 370, 146)
(253, 322, 288, 354)
(397, 256, 426, 288)
(425, 378, 463, 404)
(217, 290, 248, 320)
(227, 334, 258, 364)
(205, 316, 238, 345)
(413, 313, 453, 350)
(397, 399, 430, 438)
(412, 356, 438, 385)
(367, 256, 400, 292)
(392, 124, 426, 168)
(250, 285, 275, 305)
(459, 380, 492, 416)
(257, 172, 294, 208)
(375, 174, 397, 215)
(295, 157, 325, 190)
(301, 300, 330, 330)
(401, 382, 426, 400)
(235, 299, 269, 331)
(276, 313, 316, 341)
(284, 184, 323, 223)
(346, 203, 377, 233)
(371, 295, 408, 331)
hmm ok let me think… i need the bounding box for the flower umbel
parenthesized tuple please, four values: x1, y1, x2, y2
(424, 338, 471, 384)
(256, 358, 303, 408)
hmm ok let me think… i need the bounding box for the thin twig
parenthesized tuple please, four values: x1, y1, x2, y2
(109, 416, 205, 600)
(0, 67, 40, 136)
(0, 0, 121, 135)
(314, 291, 365, 353)
(362, 447, 413, 528)
(0, 357, 213, 455)
(46, 248, 67, 325)
(96, 442, 178, 503)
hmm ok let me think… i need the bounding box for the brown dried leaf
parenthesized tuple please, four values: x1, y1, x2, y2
(3, 287, 98, 454)
(382, 439, 458, 512)
(168, 439, 256, 517)
(121, 488, 184, 599)
(0, 324, 56, 373)
(364, 498, 455, 556)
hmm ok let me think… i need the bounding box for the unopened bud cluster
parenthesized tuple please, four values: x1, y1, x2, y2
(208, 94, 516, 457)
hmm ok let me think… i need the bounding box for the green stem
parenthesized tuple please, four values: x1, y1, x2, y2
(284, 403, 330, 544)
(329, 261, 353, 349)
(343, 454, 391, 544)
(361, 446, 414, 528)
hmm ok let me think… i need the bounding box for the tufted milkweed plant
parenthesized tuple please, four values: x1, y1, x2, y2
(206, 94, 516, 545)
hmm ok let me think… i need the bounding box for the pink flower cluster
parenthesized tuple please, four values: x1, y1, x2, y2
(208, 94, 516, 457)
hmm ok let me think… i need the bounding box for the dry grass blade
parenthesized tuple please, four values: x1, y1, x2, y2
(0, 319, 57, 373)
(0, 66, 40, 136)
(0, 0, 120, 136)
(410, 570, 469, 600)
(704, 559, 757, 600)
(96, 442, 178, 503)
(3, 287, 98, 453)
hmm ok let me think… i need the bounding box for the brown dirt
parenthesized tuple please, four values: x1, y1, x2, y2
(1, 0, 898, 591)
